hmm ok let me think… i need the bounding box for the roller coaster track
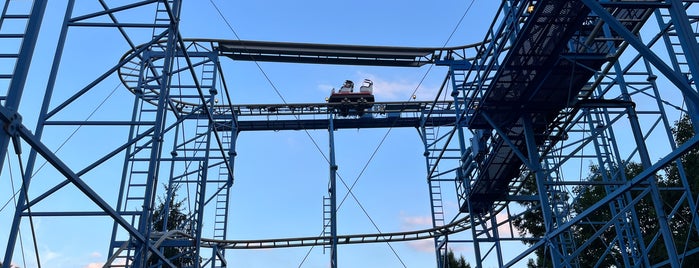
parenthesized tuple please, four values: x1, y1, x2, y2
(6, 0, 699, 267)
(202, 213, 473, 249)
(117, 38, 486, 115)
(111, 0, 665, 256)
(113, 37, 494, 252)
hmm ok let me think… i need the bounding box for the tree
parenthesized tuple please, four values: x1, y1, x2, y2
(511, 173, 549, 268)
(446, 249, 471, 268)
(660, 114, 699, 264)
(147, 184, 195, 267)
(512, 114, 699, 266)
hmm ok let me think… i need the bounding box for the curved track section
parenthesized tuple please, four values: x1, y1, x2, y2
(200, 214, 473, 249)
(114, 38, 508, 251)
(117, 39, 486, 115)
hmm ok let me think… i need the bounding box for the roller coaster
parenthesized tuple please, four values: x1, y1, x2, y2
(3, 0, 699, 267)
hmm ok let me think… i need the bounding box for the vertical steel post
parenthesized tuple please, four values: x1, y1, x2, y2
(604, 30, 655, 265)
(581, 0, 699, 121)
(328, 113, 338, 268)
(191, 86, 218, 266)
(521, 115, 565, 267)
(133, 1, 181, 265)
(2, 1, 62, 266)
(0, 0, 47, 172)
(450, 71, 482, 268)
(627, 106, 681, 267)
(666, 0, 699, 128)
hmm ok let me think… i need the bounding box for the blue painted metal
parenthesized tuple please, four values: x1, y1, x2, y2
(0, 102, 176, 267)
(522, 115, 564, 266)
(4, 1, 699, 268)
(2, 1, 62, 266)
(328, 113, 338, 268)
(0, 0, 47, 175)
(581, 0, 699, 112)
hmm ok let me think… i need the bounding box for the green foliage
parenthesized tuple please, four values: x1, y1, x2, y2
(512, 114, 699, 266)
(511, 173, 550, 267)
(661, 114, 699, 264)
(151, 186, 188, 233)
(147, 185, 195, 267)
(446, 249, 471, 268)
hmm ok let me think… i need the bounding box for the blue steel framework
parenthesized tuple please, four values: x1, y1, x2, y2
(2, 1, 699, 268)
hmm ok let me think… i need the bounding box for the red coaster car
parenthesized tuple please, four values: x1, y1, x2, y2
(328, 79, 374, 116)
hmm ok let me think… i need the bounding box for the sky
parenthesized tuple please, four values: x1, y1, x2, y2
(1, 1, 695, 268)
(0, 1, 509, 268)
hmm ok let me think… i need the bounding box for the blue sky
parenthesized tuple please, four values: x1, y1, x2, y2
(0, 1, 514, 267)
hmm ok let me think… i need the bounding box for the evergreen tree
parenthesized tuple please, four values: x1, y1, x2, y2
(446, 249, 471, 268)
(512, 114, 699, 265)
(660, 114, 699, 264)
(147, 185, 195, 267)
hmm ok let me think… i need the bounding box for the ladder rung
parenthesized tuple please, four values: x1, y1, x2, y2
(3, 14, 30, 19)
(0, 33, 24, 38)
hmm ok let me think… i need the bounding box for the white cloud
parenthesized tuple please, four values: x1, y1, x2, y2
(449, 245, 473, 255)
(400, 213, 432, 229)
(494, 211, 518, 238)
(43, 248, 61, 262)
(319, 72, 442, 102)
(317, 83, 336, 92)
(407, 238, 435, 253)
(84, 262, 103, 268)
(358, 72, 425, 101)
(89, 252, 102, 258)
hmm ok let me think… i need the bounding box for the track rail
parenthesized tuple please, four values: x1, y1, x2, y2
(200, 213, 473, 249)
(117, 39, 485, 114)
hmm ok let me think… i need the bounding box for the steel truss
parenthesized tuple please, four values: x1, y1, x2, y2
(2, 1, 699, 268)
(427, 0, 699, 267)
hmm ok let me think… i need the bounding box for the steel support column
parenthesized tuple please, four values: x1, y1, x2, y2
(0, 0, 47, 173)
(581, 0, 699, 120)
(328, 113, 339, 268)
(2, 1, 69, 266)
(521, 115, 565, 267)
(628, 106, 681, 267)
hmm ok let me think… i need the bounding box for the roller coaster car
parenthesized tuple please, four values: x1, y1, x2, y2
(328, 79, 374, 116)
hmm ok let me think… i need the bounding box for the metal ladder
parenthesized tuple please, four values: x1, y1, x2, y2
(424, 126, 446, 228)
(322, 196, 332, 253)
(0, 1, 37, 100)
(108, 53, 168, 267)
(655, 6, 696, 86)
(586, 109, 643, 266)
(213, 129, 232, 242)
(151, 0, 175, 46)
(541, 154, 579, 267)
(106, 1, 181, 266)
(421, 123, 451, 265)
